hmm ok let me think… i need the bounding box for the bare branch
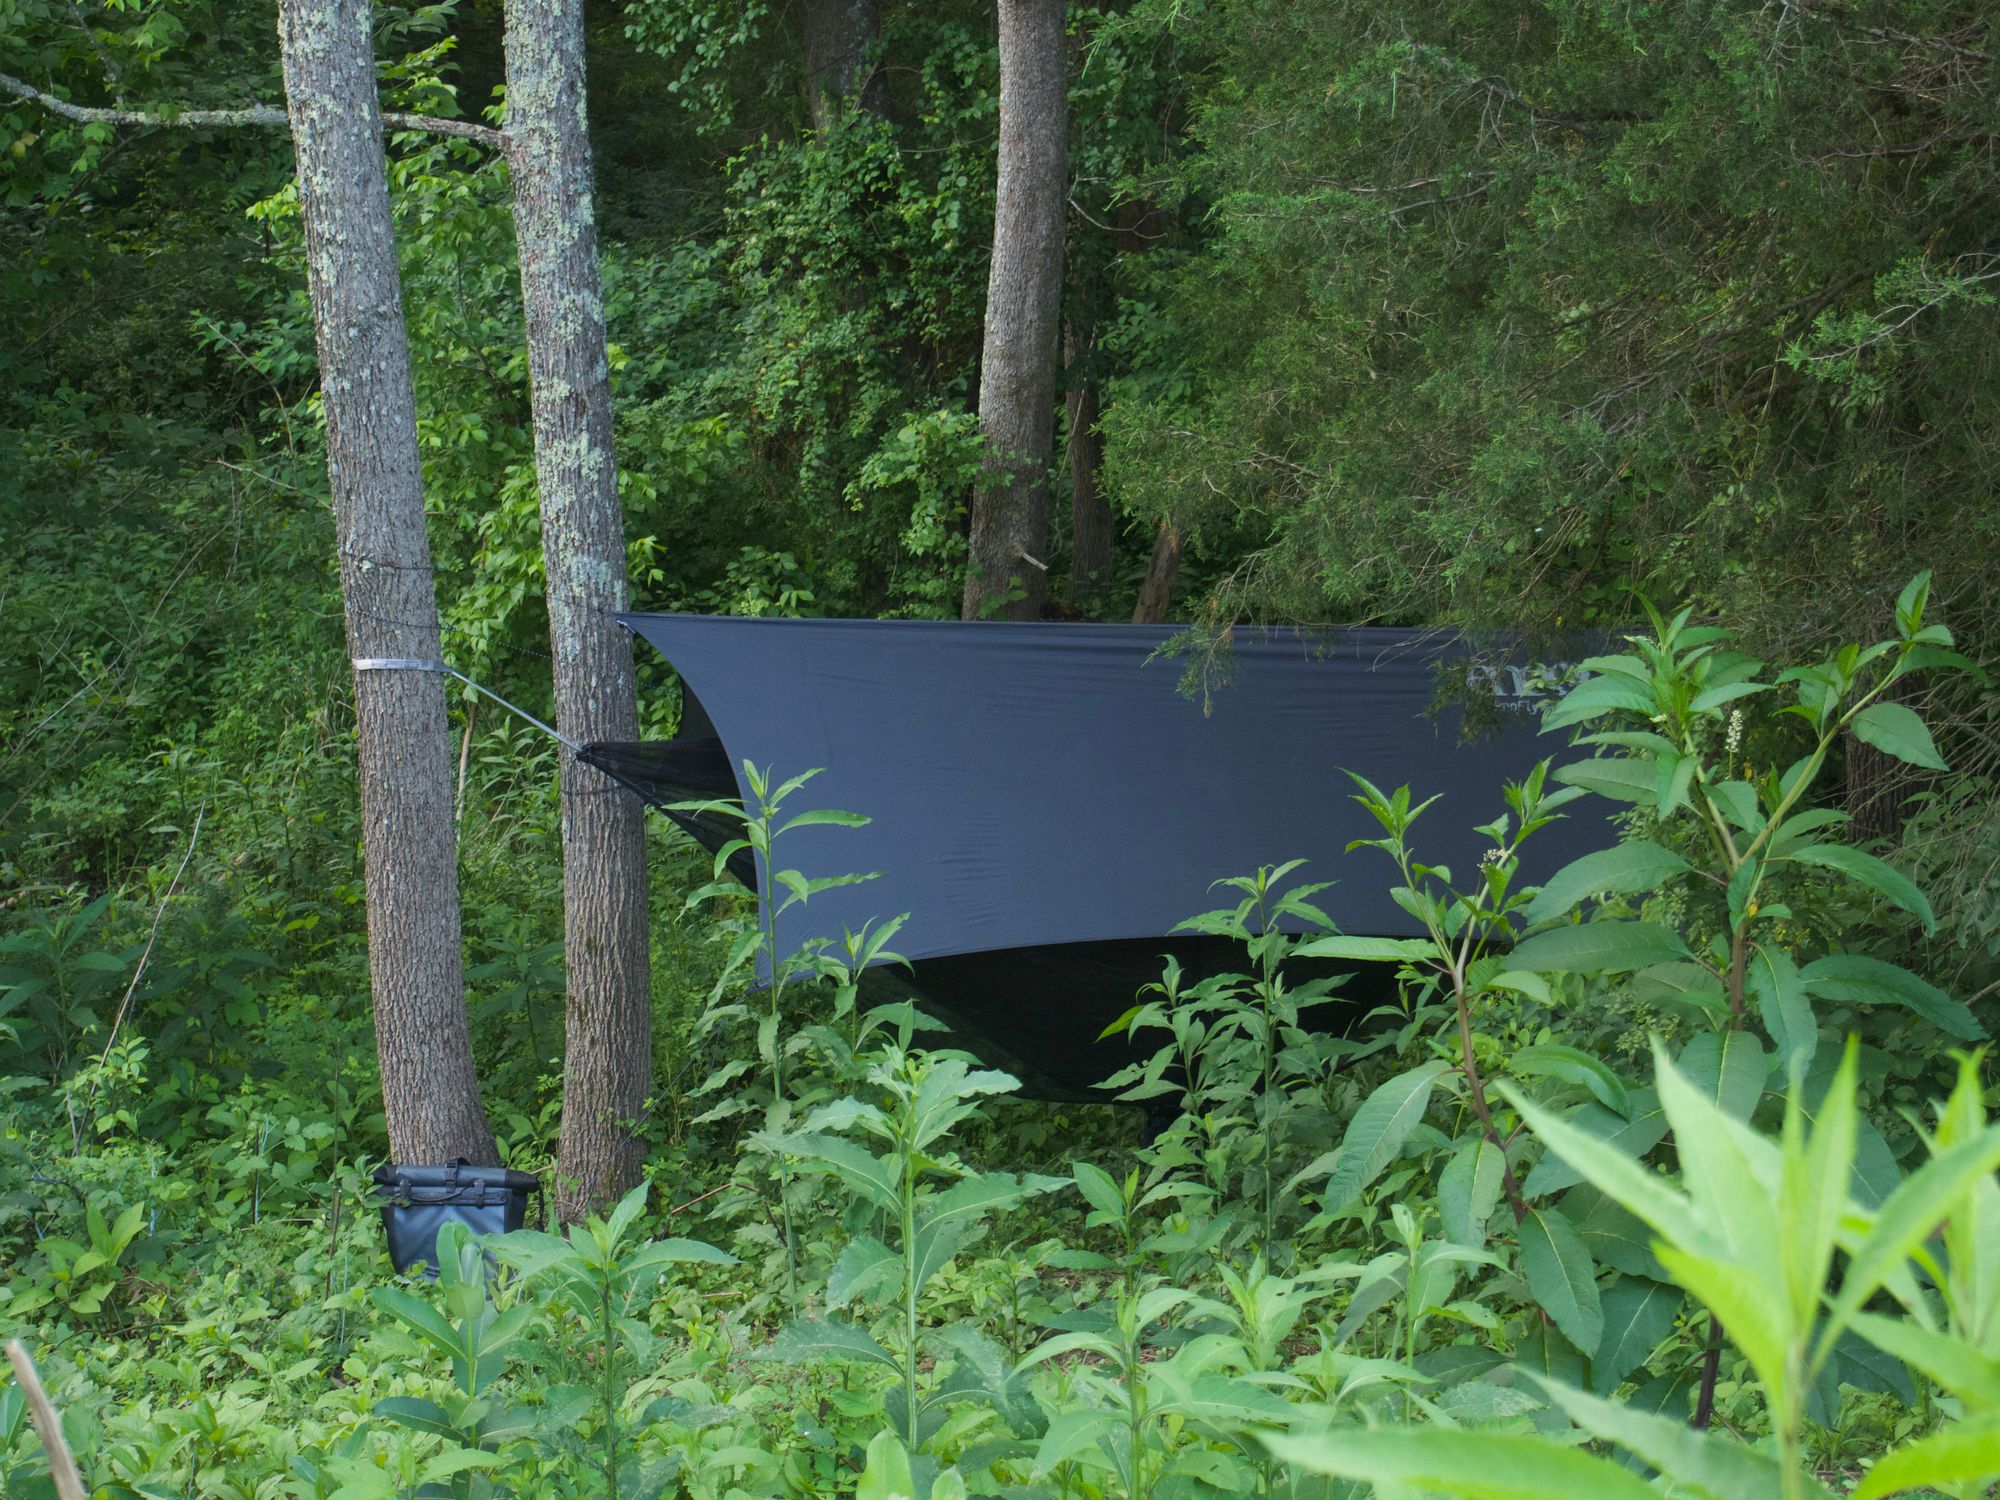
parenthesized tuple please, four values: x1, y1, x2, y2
(0, 70, 507, 149)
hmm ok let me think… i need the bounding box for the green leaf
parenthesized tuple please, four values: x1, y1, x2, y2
(1532, 1376, 1832, 1500)
(1690, 680, 1771, 714)
(1850, 1118, 1903, 1211)
(602, 1183, 651, 1249)
(909, 1218, 971, 1300)
(1849, 1412, 2000, 1500)
(1508, 922, 1691, 975)
(1152, 1372, 1297, 1426)
(1262, 1427, 1658, 1500)
(1033, 1409, 1120, 1475)
(783, 1133, 903, 1211)
(1543, 676, 1661, 732)
(1567, 1189, 1665, 1280)
(1654, 1246, 1795, 1408)
(1523, 1093, 1667, 1200)
(1486, 969, 1553, 1004)
(932, 1323, 1037, 1430)
(1657, 1038, 1781, 1270)
(1502, 1085, 1689, 1239)
(762, 1319, 899, 1371)
(1834, 1331, 1918, 1404)
(370, 1287, 461, 1357)
(1572, 653, 1650, 681)
(1656, 750, 1698, 818)
(1895, 571, 1933, 637)
(1632, 962, 1731, 1025)
(1519, 1204, 1603, 1352)
(1850, 701, 1947, 771)
(1525, 843, 1690, 927)
(1439, 1137, 1506, 1247)
(1291, 935, 1436, 964)
(856, 1430, 918, 1500)
(775, 807, 870, 835)
(1552, 757, 1659, 806)
(1320, 1061, 1450, 1210)
(1071, 1161, 1127, 1222)
(1801, 954, 1984, 1040)
(372, 1396, 462, 1443)
(1591, 1277, 1682, 1393)
(1707, 781, 1763, 832)
(419, 1448, 509, 1481)
(1511, 1044, 1631, 1117)
(1830, 1124, 2000, 1331)
(1782, 845, 1934, 933)
(919, 1172, 1064, 1243)
(827, 1236, 900, 1311)
(1746, 945, 1816, 1080)
(1675, 1031, 1768, 1122)
(621, 1237, 738, 1279)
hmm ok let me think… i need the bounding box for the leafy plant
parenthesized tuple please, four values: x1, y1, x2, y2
(3, 1197, 146, 1324)
(1104, 862, 1353, 1250)
(493, 1185, 737, 1499)
(769, 1006, 1061, 1452)
(0, 894, 138, 1081)
(680, 762, 887, 1310)
(1267, 1040, 2000, 1500)
(1521, 572, 1982, 1072)
(1020, 1264, 1300, 1500)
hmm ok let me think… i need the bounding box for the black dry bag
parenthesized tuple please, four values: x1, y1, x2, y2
(373, 1161, 540, 1276)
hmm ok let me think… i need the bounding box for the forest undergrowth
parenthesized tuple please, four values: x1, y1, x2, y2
(5, 580, 2000, 1499)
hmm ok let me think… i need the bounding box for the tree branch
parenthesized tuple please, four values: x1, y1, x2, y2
(0, 70, 507, 150)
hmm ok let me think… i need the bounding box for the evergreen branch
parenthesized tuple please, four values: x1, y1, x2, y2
(0, 70, 507, 149)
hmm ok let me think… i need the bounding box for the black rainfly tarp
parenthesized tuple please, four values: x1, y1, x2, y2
(581, 617, 1606, 1101)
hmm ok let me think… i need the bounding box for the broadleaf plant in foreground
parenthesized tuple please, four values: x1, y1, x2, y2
(1267, 1042, 2000, 1500)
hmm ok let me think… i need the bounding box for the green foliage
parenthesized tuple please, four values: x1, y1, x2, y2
(677, 761, 900, 1311)
(1106, 860, 1355, 1248)
(1, 581, 1996, 1498)
(4, 0, 1998, 1485)
(777, 1019, 1061, 1454)
(1271, 1041, 2000, 1500)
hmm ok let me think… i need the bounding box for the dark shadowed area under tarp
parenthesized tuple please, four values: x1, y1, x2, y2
(580, 617, 1609, 1101)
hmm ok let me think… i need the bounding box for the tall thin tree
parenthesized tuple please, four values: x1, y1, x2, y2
(502, 0, 653, 1219)
(275, 0, 496, 1164)
(962, 0, 1069, 621)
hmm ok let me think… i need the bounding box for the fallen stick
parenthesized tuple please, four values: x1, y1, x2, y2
(4, 1340, 88, 1500)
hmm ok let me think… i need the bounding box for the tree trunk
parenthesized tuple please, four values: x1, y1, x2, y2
(802, 0, 886, 130)
(963, 0, 1067, 622)
(1132, 517, 1182, 624)
(503, 0, 653, 1219)
(1064, 321, 1111, 602)
(275, 0, 496, 1166)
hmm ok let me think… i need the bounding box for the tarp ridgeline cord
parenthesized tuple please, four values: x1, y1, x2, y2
(351, 658, 578, 752)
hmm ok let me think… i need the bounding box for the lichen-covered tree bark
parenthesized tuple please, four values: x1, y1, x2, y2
(962, 0, 1068, 621)
(274, 0, 496, 1166)
(803, 0, 887, 131)
(502, 0, 652, 1219)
